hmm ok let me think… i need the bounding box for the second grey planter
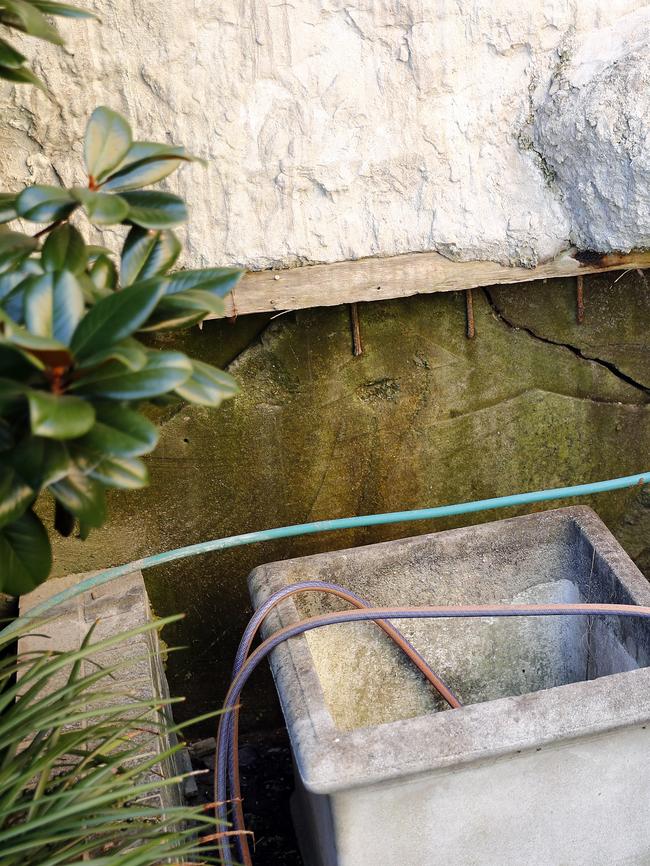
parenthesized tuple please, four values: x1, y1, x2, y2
(248, 507, 650, 866)
(19, 570, 194, 810)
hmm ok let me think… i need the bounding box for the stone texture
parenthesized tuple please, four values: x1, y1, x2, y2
(2, 1, 650, 269)
(533, 8, 650, 253)
(248, 507, 650, 865)
(38, 272, 650, 729)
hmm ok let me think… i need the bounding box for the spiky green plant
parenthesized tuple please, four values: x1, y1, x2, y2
(0, 615, 224, 865)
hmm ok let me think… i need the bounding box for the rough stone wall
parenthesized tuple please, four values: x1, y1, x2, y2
(533, 8, 650, 253)
(42, 273, 650, 728)
(2, 1, 650, 270)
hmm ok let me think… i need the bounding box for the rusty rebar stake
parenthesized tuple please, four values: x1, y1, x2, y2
(349, 302, 363, 356)
(227, 290, 239, 324)
(576, 275, 585, 324)
(465, 288, 475, 339)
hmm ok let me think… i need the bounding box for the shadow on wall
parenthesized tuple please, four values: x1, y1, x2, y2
(44, 269, 650, 730)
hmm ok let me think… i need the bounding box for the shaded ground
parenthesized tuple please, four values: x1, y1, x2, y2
(189, 728, 304, 866)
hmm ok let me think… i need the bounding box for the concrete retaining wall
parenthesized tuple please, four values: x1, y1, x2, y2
(40, 272, 650, 728)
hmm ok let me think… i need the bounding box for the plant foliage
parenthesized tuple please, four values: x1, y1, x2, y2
(0, 0, 97, 89)
(0, 615, 223, 864)
(0, 106, 243, 595)
(1, 8, 239, 866)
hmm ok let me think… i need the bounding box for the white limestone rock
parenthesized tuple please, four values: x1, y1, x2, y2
(533, 8, 650, 253)
(1, 1, 648, 270)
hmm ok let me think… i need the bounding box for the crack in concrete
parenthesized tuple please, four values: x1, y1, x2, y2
(483, 288, 650, 399)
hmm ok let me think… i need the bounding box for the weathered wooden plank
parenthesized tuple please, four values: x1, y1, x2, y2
(218, 248, 650, 319)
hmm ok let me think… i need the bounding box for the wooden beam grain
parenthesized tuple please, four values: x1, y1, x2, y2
(217, 248, 650, 319)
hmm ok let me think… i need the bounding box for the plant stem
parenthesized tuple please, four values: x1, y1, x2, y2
(32, 219, 65, 239)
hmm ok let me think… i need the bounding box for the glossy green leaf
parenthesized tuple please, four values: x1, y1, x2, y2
(3, 275, 34, 325)
(0, 376, 26, 415)
(86, 243, 113, 260)
(52, 272, 84, 340)
(165, 266, 244, 297)
(22, 273, 54, 337)
(139, 289, 225, 332)
(41, 224, 88, 274)
(76, 403, 158, 457)
(0, 64, 45, 89)
(0, 231, 38, 269)
(13, 436, 71, 489)
(77, 338, 147, 371)
(120, 191, 187, 229)
(16, 185, 77, 223)
(50, 468, 106, 529)
(138, 308, 203, 332)
(0, 315, 72, 371)
(0, 509, 52, 595)
(163, 288, 225, 313)
(0, 193, 18, 224)
(0, 418, 13, 450)
(102, 147, 182, 192)
(174, 359, 239, 407)
(0, 0, 63, 44)
(0, 37, 39, 90)
(0, 376, 25, 396)
(120, 227, 180, 286)
(1, 283, 27, 324)
(29, 0, 97, 18)
(71, 187, 129, 225)
(70, 277, 166, 358)
(102, 142, 205, 192)
(28, 390, 95, 439)
(0, 341, 45, 377)
(0, 465, 34, 528)
(76, 271, 106, 304)
(0, 258, 40, 304)
(89, 253, 117, 293)
(72, 350, 192, 399)
(0, 37, 25, 68)
(84, 107, 132, 183)
(89, 454, 149, 489)
(23, 270, 85, 344)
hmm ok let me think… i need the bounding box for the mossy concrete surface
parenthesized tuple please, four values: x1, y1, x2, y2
(45, 272, 650, 729)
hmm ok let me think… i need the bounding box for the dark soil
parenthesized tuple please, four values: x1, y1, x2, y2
(189, 727, 304, 866)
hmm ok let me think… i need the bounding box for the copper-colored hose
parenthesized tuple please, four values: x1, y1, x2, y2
(217, 600, 650, 865)
(222, 584, 461, 866)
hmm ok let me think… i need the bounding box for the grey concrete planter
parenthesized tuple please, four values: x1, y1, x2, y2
(248, 507, 650, 866)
